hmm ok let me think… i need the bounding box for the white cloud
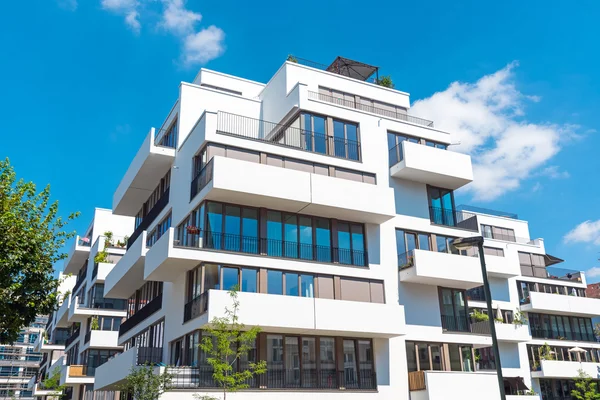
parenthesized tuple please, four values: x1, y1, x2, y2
(183, 26, 225, 66)
(159, 0, 202, 36)
(410, 62, 576, 201)
(539, 165, 570, 179)
(57, 0, 77, 11)
(585, 267, 600, 278)
(101, 0, 140, 33)
(564, 220, 600, 245)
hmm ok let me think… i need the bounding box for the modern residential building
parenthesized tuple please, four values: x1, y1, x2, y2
(33, 208, 133, 400)
(0, 316, 47, 400)
(57, 55, 598, 400)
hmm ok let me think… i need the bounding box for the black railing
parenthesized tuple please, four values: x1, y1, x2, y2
(176, 230, 368, 267)
(154, 128, 177, 148)
(429, 206, 479, 232)
(440, 315, 471, 333)
(217, 111, 361, 161)
(530, 328, 597, 343)
(64, 329, 80, 349)
(477, 359, 497, 371)
(72, 277, 85, 295)
(190, 158, 214, 201)
(466, 286, 486, 302)
(91, 263, 98, 279)
(84, 331, 91, 344)
(398, 251, 414, 269)
(388, 142, 405, 167)
(183, 292, 209, 323)
(85, 298, 127, 310)
(127, 188, 170, 249)
(136, 347, 163, 365)
(119, 293, 163, 336)
(309, 91, 433, 128)
(168, 367, 376, 390)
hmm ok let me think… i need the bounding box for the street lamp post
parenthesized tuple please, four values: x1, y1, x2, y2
(452, 236, 506, 400)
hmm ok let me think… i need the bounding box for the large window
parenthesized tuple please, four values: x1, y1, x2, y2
(81, 349, 120, 375)
(86, 316, 121, 332)
(126, 320, 164, 352)
(529, 313, 595, 342)
(388, 132, 446, 166)
(480, 224, 516, 242)
(134, 171, 171, 230)
(518, 252, 546, 278)
(517, 280, 585, 304)
(302, 113, 327, 155)
(333, 119, 359, 160)
(427, 186, 455, 226)
(405, 341, 473, 372)
(126, 281, 163, 318)
(205, 203, 259, 253)
(87, 284, 126, 310)
(146, 213, 172, 247)
(439, 288, 469, 332)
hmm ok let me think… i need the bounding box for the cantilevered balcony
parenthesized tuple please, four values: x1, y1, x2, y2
(113, 128, 175, 216)
(389, 141, 473, 190)
(68, 296, 127, 323)
(183, 290, 405, 338)
(59, 365, 95, 386)
(63, 236, 91, 275)
(94, 347, 163, 390)
(105, 231, 148, 299)
(532, 359, 600, 379)
(407, 370, 501, 399)
(399, 249, 483, 289)
(521, 291, 600, 318)
(191, 155, 395, 224)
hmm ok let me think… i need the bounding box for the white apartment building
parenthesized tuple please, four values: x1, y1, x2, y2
(36, 55, 596, 400)
(34, 208, 133, 400)
(0, 316, 47, 400)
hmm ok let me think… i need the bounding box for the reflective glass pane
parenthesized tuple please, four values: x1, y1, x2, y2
(285, 273, 299, 296)
(300, 275, 314, 298)
(315, 218, 331, 262)
(266, 211, 282, 257)
(222, 267, 238, 291)
(299, 216, 313, 260)
(224, 206, 240, 251)
(284, 214, 298, 258)
(267, 270, 283, 295)
(242, 208, 258, 254)
(241, 269, 257, 293)
(313, 116, 327, 154)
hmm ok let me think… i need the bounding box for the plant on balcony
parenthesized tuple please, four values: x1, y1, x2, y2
(119, 364, 173, 400)
(104, 231, 114, 247)
(186, 226, 200, 235)
(196, 286, 267, 400)
(530, 361, 540, 371)
(375, 75, 395, 89)
(287, 54, 298, 63)
(40, 370, 66, 393)
(0, 158, 79, 343)
(471, 309, 489, 322)
(90, 316, 99, 330)
(512, 310, 527, 326)
(539, 342, 555, 360)
(571, 369, 600, 399)
(594, 322, 600, 338)
(116, 239, 125, 248)
(94, 249, 111, 264)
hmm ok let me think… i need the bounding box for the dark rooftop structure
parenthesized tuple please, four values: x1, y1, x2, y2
(291, 55, 379, 83)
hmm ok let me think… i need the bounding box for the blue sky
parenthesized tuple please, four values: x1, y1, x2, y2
(2, 0, 599, 279)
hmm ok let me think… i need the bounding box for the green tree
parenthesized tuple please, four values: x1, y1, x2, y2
(119, 364, 173, 400)
(198, 286, 266, 400)
(40, 370, 67, 395)
(0, 158, 78, 343)
(571, 369, 600, 400)
(376, 75, 395, 88)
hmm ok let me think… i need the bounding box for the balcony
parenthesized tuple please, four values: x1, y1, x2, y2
(428, 206, 479, 232)
(90, 262, 114, 283)
(63, 236, 91, 275)
(485, 253, 522, 278)
(82, 330, 120, 350)
(104, 231, 148, 299)
(192, 155, 395, 224)
(389, 141, 473, 190)
(31, 382, 62, 397)
(520, 291, 600, 318)
(64, 328, 80, 349)
(119, 293, 162, 337)
(33, 335, 65, 354)
(407, 370, 501, 399)
(494, 322, 532, 342)
(55, 294, 71, 328)
(398, 249, 483, 290)
(184, 290, 405, 338)
(532, 359, 600, 379)
(94, 346, 163, 390)
(127, 188, 169, 249)
(68, 297, 127, 323)
(113, 128, 175, 216)
(60, 365, 94, 386)
(145, 228, 370, 282)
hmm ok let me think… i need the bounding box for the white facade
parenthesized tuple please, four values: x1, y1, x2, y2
(35, 209, 133, 400)
(78, 56, 600, 400)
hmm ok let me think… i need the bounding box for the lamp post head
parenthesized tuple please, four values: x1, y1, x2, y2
(451, 236, 484, 250)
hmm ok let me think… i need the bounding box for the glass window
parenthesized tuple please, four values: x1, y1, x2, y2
(430, 345, 442, 370)
(343, 340, 358, 387)
(222, 267, 238, 291)
(267, 270, 283, 295)
(315, 218, 331, 262)
(417, 343, 429, 370)
(448, 344, 462, 371)
(405, 342, 417, 372)
(242, 208, 258, 254)
(284, 337, 300, 386)
(266, 334, 283, 370)
(206, 202, 223, 249)
(266, 211, 282, 257)
(302, 337, 317, 387)
(299, 216, 313, 260)
(313, 116, 327, 154)
(418, 233, 430, 251)
(284, 214, 299, 258)
(319, 337, 336, 388)
(285, 273, 299, 296)
(300, 275, 314, 298)
(204, 264, 220, 292)
(241, 268, 257, 293)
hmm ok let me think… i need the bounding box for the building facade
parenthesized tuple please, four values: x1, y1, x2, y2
(33, 208, 133, 400)
(44, 56, 600, 400)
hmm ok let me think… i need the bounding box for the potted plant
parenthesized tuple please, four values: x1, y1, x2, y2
(471, 309, 489, 322)
(186, 226, 200, 235)
(376, 75, 395, 89)
(94, 249, 111, 264)
(116, 239, 125, 248)
(474, 350, 481, 371)
(287, 54, 298, 63)
(104, 231, 114, 248)
(531, 361, 540, 371)
(90, 316, 99, 330)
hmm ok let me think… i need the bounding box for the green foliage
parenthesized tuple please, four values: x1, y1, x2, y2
(94, 249, 111, 264)
(90, 316, 99, 330)
(539, 342, 555, 360)
(287, 54, 298, 63)
(119, 365, 173, 400)
(199, 286, 267, 399)
(376, 75, 394, 88)
(571, 369, 600, 399)
(512, 310, 527, 326)
(103, 231, 113, 247)
(40, 370, 66, 393)
(0, 158, 79, 343)
(594, 322, 600, 338)
(494, 317, 504, 323)
(471, 309, 489, 322)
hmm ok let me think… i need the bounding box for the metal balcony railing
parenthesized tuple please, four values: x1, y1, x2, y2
(136, 347, 163, 365)
(64, 329, 80, 349)
(190, 158, 214, 201)
(127, 188, 170, 249)
(176, 230, 368, 267)
(308, 91, 434, 128)
(119, 293, 163, 336)
(183, 292, 208, 323)
(429, 206, 479, 232)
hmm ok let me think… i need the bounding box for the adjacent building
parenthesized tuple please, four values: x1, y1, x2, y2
(0, 316, 47, 400)
(40, 56, 600, 400)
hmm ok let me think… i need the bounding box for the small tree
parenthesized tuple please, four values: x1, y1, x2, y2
(571, 369, 600, 400)
(376, 75, 395, 89)
(198, 286, 266, 400)
(119, 365, 173, 400)
(90, 316, 99, 330)
(40, 370, 67, 393)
